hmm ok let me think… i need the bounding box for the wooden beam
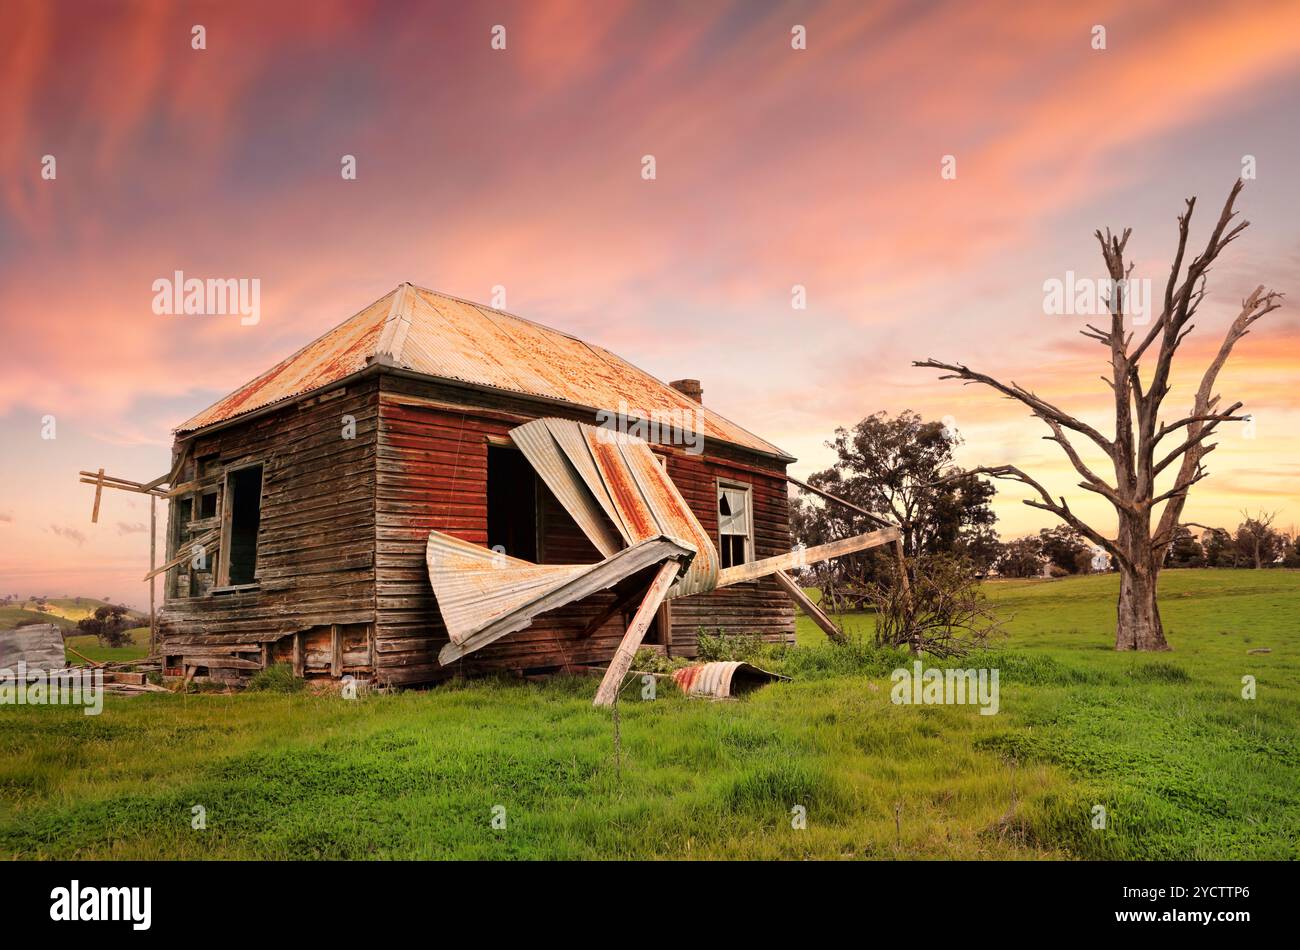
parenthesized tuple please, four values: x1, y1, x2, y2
(90, 468, 104, 524)
(330, 624, 342, 678)
(292, 632, 304, 677)
(787, 475, 893, 528)
(79, 478, 167, 498)
(141, 441, 191, 491)
(593, 560, 681, 707)
(658, 596, 673, 655)
(715, 526, 900, 587)
(772, 570, 845, 645)
(66, 644, 105, 668)
(149, 496, 157, 655)
(892, 538, 912, 600)
(143, 528, 219, 581)
(182, 655, 261, 670)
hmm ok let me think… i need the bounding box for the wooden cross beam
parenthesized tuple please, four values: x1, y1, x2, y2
(715, 525, 900, 587)
(80, 469, 170, 524)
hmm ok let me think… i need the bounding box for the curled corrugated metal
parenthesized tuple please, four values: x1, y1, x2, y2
(671, 661, 789, 699)
(425, 531, 589, 645)
(427, 529, 696, 664)
(177, 283, 792, 461)
(508, 422, 622, 558)
(510, 418, 719, 598)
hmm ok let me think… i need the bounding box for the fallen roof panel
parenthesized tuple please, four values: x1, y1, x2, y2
(510, 418, 719, 598)
(429, 530, 696, 665)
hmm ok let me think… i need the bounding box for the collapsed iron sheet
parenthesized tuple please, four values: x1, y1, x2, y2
(429, 530, 696, 665)
(671, 661, 790, 699)
(509, 418, 719, 598)
(0, 624, 67, 672)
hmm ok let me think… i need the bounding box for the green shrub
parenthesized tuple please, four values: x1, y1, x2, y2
(695, 628, 764, 662)
(631, 648, 686, 675)
(245, 663, 304, 693)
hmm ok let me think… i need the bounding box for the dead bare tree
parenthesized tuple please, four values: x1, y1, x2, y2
(916, 181, 1283, 651)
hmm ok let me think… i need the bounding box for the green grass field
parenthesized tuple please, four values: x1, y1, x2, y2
(62, 627, 150, 664)
(0, 569, 1295, 860)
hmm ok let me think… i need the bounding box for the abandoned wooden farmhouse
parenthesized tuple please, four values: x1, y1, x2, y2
(111, 284, 897, 698)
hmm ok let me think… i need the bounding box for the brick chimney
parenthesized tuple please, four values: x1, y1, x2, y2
(669, 378, 703, 403)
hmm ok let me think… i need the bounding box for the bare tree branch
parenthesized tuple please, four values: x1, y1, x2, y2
(934, 465, 1129, 568)
(911, 359, 1113, 453)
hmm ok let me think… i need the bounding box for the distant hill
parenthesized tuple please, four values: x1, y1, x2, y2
(0, 598, 147, 632)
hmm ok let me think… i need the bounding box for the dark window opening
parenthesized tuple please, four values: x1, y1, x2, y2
(199, 490, 217, 519)
(174, 497, 193, 543)
(720, 534, 746, 569)
(487, 446, 537, 561)
(225, 466, 263, 585)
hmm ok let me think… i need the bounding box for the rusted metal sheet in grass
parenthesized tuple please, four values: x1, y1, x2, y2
(671, 661, 789, 699)
(510, 418, 718, 597)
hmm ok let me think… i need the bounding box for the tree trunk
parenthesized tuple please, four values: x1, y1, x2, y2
(1115, 561, 1169, 651)
(1115, 515, 1170, 651)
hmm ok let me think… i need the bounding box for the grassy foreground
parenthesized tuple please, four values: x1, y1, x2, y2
(0, 569, 1296, 859)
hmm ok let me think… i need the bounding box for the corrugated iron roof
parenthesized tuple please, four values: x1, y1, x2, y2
(176, 283, 792, 460)
(176, 291, 393, 433)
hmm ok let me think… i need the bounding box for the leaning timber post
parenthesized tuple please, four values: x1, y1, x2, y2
(593, 560, 682, 707)
(149, 495, 157, 655)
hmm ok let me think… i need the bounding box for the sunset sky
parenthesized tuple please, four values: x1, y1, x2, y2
(2, 0, 1298, 608)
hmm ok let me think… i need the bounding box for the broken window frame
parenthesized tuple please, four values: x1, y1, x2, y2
(716, 478, 754, 570)
(167, 494, 195, 598)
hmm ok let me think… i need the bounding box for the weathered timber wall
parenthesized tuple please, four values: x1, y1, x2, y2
(157, 378, 379, 657)
(158, 369, 794, 684)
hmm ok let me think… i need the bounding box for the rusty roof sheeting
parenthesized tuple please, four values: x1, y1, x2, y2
(176, 283, 791, 459)
(671, 661, 790, 699)
(176, 289, 396, 433)
(510, 418, 719, 598)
